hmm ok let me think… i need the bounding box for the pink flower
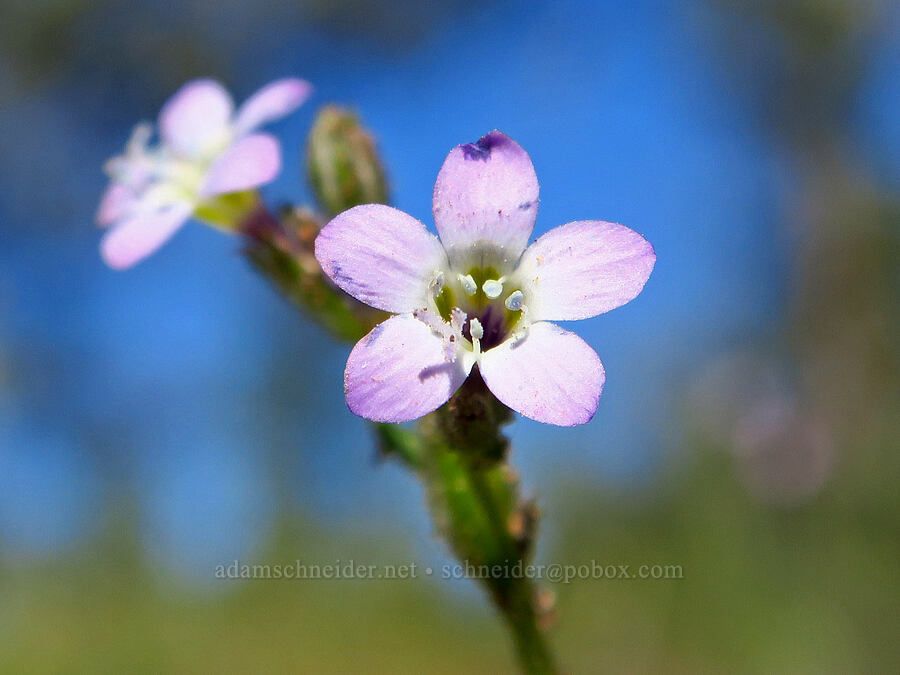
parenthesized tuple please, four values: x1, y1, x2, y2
(315, 131, 656, 426)
(97, 78, 312, 269)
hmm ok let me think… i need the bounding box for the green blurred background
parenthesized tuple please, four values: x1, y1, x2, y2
(0, 0, 898, 672)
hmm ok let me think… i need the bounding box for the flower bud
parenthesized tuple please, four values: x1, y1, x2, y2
(306, 105, 389, 217)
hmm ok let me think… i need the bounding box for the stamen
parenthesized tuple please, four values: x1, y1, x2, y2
(469, 317, 484, 357)
(105, 122, 159, 185)
(458, 273, 477, 296)
(429, 271, 445, 296)
(504, 290, 524, 311)
(483, 279, 504, 299)
(469, 317, 484, 340)
(127, 122, 153, 155)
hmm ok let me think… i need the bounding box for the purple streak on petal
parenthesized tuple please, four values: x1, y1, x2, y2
(479, 322, 604, 426)
(517, 220, 656, 321)
(158, 79, 234, 158)
(315, 204, 448, 313)
(344, 314, 472, 423)
(233, 78, 312, 137)
(99, 202, 193, 270)
(96, 183, 135, 227)
(201, 133, 281, 197)
(432, 130, 539, 265)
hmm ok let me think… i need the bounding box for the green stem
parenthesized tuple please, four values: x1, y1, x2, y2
(500, 584, 557, 675)
(466, 467, 557, 674)
(416, 375, 559, 674)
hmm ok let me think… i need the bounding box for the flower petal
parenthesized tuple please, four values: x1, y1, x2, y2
(158, 79, 234, 159)
(344, 314, 472, 423)
(479, 322, 604, 426)
(201, 133, 281, 197)
(96, 183, 135, 227)
(432, 130, 539, 267)
(100, 202, 193, 270)
(233, 78, 312, 137)
(516, 220, 655, 321)
(315, 204, 448, 313)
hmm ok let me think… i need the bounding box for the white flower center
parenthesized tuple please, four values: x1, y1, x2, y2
(104, 121, 237, 216)
(416, 255, 531, 363)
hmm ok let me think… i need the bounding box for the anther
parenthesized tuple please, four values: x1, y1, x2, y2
(429, 271, 445, 295)
(483, 279, 503, 299)
(469, 317, 484, 357)
(505, 290, 524, 311)
(458, 274, 477, 296)
(469, 317, 484, 340)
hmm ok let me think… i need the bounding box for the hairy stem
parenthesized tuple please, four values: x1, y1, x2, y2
(416, 374, 559, 674)
(466, 467, 557, 674)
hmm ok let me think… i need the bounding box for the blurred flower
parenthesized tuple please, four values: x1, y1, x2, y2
(688, 353, 835, 505)
(687, 352, 788, 442)
(733, 395, 834, 506)
(315, 130, 655, 426)
(97, 78, 312, 269)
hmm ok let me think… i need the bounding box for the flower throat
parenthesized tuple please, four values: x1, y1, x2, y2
(429, 264, 526, 352)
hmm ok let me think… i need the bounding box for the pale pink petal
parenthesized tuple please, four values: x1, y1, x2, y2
(100, 202, 193, 270)
(233, 78, 312, 137)
(315, 204, 448, 313)
(96, 183, 135, 227)
(158, 79, 234, 158)
(201, 133, 281, 197)
(432, 130, 539, 266)
(516, 220, 655, 321)
(344, 314, 472, 423)
(479, 322, 604, 426)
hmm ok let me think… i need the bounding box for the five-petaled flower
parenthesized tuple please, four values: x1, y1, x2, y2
(315, 131, 656, 426)
(97, 78, 312, 269)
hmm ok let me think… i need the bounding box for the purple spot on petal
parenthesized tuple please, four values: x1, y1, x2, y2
(518, 201, 533, 211)
(329, 262, 360, 288)
(461, 143, 490, 161)
(366, 322, 386, 343)
(460, 131, 507, 161)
